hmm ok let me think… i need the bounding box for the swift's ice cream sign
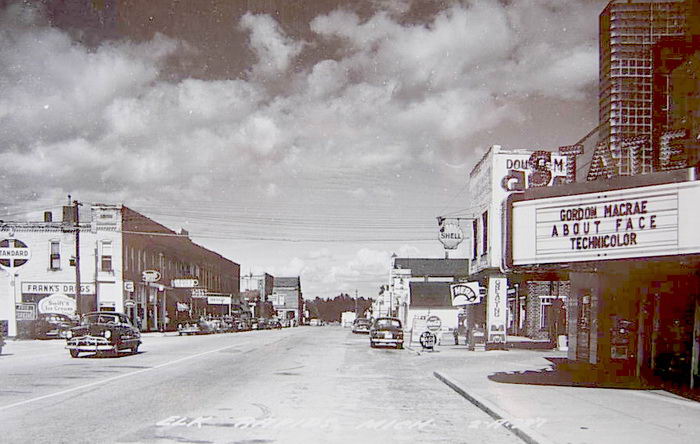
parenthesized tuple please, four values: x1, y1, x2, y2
(511, 181, 700, 265)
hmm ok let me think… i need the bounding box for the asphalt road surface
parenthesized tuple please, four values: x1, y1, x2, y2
(0, 326, 520, 444)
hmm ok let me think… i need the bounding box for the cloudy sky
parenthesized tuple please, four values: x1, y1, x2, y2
(0, 0, 606, 299)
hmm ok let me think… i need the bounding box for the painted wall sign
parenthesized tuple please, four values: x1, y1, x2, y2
(0, 238, 30, 269)
(22, 282, 95, 295)
(38, 293, 77, 316)
(511, 181, 700, 265)
(486, 276, 507, 344)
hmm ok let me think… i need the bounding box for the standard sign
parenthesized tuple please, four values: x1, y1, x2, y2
(0, 238, 31, 269)
(511, 181, 699, 265)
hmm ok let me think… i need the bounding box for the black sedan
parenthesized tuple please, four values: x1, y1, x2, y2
(369, 317, 404, 349)
(34, 313, 77, 339)
(66, 312, 141, 358)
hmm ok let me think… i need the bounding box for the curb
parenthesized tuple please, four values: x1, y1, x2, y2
(433, 371, 554, 444)
(404, 344, 422, 355)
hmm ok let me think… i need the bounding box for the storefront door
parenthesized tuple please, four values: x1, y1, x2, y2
(576, 290, 592, 362)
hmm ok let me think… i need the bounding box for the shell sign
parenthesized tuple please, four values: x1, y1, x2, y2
(438, 222, 464, 250)
(38, 293, 77, 316)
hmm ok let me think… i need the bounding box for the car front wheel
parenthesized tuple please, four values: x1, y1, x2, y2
(69, 349, 79, 358)
(131, 344, 139, 354)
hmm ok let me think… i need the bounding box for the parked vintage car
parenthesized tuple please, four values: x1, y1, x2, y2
(177, 319, 216, 335)
(369, 317, 404, 349)
(352, 318, 371, 334)
(34, 313, 77, 339)
(268, 320, 283, 329)
(0, 330, 5, 355)
(66, 312, 141, 358)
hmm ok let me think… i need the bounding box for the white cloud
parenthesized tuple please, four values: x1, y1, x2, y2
(0, 1, 604, 298)
(239, 12, 304, 79)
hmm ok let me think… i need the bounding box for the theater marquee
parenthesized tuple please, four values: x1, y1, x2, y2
(510, 181, 700, 265)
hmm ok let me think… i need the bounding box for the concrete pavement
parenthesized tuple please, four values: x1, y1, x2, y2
(415, 344, 700, 444)
(0, 327, 522, 444)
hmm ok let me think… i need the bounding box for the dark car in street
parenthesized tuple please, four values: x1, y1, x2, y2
(34, 313, 77, 339)
(352, 318, 371, 334)
(66, 312, 141, 358)
(369, 317, 404, 349)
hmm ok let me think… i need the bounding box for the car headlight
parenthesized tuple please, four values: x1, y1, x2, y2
(65, 330, 73, 339)
(104, 330, 112, 339)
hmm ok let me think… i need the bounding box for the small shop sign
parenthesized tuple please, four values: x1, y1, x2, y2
(142, 270, 161, 282)
(426, 315, 442, 332)
(207, 296, 232, 305)
(172, 278, 199, 288)
(15, 303, 37, 321)
(191, 288, 207, 298)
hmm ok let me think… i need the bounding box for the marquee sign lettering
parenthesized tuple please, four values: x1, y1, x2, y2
(510, 181, 700, 265)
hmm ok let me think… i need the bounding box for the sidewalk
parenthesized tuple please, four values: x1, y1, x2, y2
(414, 345, 700, 444)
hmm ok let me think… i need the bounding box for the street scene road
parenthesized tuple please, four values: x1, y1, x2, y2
(0, 327, 520, 444)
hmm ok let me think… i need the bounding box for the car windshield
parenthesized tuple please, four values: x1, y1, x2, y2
(82, 314, 120, 325)
(375, 319, 401, 328)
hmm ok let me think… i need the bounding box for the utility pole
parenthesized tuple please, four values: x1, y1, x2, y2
(355, 289, 358, 315)
(73, 199, 83, 315)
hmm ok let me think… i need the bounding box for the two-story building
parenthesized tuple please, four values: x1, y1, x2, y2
(0, 203, 241, 336)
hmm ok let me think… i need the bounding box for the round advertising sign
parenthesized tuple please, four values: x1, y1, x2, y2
(0, 238, 31, 269)
(426, 315, 442, 331)
(419, 331, 436, 350)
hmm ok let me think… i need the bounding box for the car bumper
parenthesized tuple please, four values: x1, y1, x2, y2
(66, 336, 115, 352)
(371, 338, 403, 345)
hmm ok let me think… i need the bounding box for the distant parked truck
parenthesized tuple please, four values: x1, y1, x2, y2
(341, 312, 357, 328)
